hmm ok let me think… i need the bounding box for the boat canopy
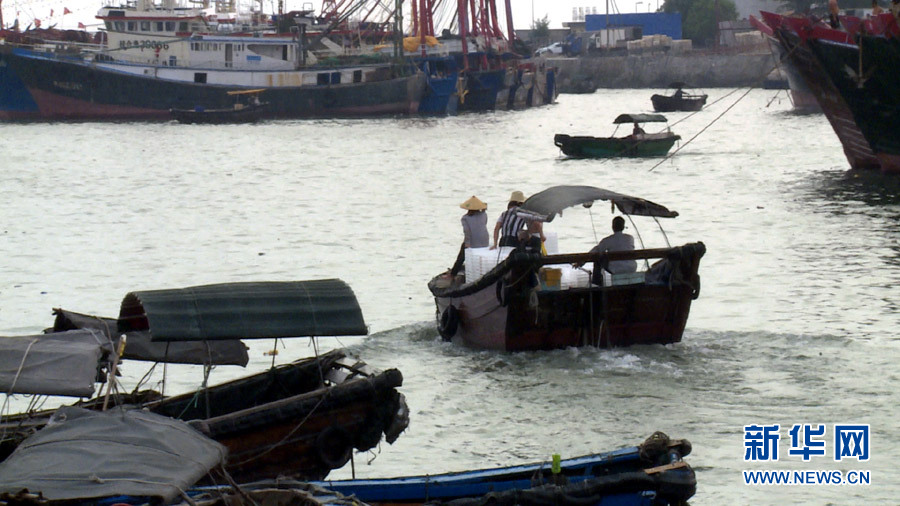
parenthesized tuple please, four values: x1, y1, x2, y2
(613, 113, 669, 124)
(51, 308, 250, 366)
(518, 185, 679, 222)
(0, 406, 226, 502)
(118, 279, 368, 342)
(0, 330, 110, 397)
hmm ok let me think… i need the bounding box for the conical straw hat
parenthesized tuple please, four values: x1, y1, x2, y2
(460, 195, 487, 211)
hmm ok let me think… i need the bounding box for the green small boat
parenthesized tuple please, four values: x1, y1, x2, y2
(554, 113, 681, 158)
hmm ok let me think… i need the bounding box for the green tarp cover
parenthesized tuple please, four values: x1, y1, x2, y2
(118, 279, 367, 342)
(518, 185, 679, 222)
(0, 407, 226, 502)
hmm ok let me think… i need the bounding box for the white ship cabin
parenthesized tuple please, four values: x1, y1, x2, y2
(95, 0, 303, 69)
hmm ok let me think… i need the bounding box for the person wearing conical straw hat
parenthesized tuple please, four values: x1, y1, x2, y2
(491, 190, 528, 250)
(449, 196, 489, 278)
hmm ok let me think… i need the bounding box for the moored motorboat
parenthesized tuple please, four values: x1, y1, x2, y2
(428, 186, 705, 351)
(312, 432, 696, 506)
(554, 114, 680, 158)
(170, 89, 269, 124)
(650, 82, 707, 112)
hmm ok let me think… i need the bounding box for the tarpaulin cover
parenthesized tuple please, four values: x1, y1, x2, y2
(0, 330, 109, 397)
(0, 406, 227, 502)
(518, 185, 679, 222)
(51, 308, 249, 366)
(118, 279, 368, 342)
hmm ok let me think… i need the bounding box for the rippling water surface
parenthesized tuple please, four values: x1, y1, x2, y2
(2, 89, 898, 504)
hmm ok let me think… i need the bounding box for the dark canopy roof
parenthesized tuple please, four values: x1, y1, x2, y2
(51, 308, 250, 366)
(0, 406, 226, 502)
(518, 185, 678, 222)
(613, 113, 669, 124)
(118, 279, 367, 342)
(0, 330, 109, 397)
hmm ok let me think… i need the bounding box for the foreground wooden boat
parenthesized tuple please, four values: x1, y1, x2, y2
(0, 280, 410, 482)
(311, 432, 696, 505)
(554, 114, 680, 158)
(650, 82, 707, 112)
(428, 186, 705, 351)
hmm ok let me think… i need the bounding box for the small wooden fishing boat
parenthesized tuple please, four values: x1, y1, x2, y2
(554, 114, 680, 158)
(650, 82, 707, 112)
(0, 280, 410, 483)
(312, 432, 696, 506)
(170, 89, 268, 124)
(428, 186, 705, 351)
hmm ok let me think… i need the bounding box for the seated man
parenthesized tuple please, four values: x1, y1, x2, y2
(588, 216, 637, 284)
(631, 122, 645, 137)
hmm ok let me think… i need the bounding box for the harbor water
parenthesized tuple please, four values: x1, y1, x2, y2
(1, 89, 898, 504)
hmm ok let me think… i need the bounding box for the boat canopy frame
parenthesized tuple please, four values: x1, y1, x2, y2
(118, 279, 368, 342)
(516, 185, 678, 223)
(613, 113, 669, 124)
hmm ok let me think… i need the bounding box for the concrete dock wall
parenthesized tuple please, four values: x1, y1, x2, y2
(551, 50, 777, 91)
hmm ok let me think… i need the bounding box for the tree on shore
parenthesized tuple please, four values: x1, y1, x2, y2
(532, 15, 551, 43)
(663, 0, 737, 47)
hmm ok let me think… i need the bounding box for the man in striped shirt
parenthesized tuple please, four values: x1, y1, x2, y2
(491, 191, 528, 249)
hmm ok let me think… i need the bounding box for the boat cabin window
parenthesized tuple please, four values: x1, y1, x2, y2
(156, 21, 165, 31)
(114, 21, 125, 31)
(169, 56, 177, 67)
(331, 72, 341, 84)
(105, 21, 113, 30)
(140, 21, 150, 31)
(166, 21, 176, 31)
(194, 72, 207, 83)
(317, 73, 329, 85)
(353, 70, 362, 83)
(179, 22, 189, 31)
(127, 21, 136, 31)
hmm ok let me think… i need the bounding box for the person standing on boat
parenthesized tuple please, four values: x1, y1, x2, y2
(449, 196, 489, 277)
(491, 191, 528, 249)
(828, 0, 841, 28)
(587, 216, 637, 282)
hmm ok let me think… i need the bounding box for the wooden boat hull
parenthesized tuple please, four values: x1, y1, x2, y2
(554, 133, 680, 158)
(0, 350, 408, 482)
(312, 433, 696, 505)
(429, 244, 705, 351)
(650, 94, 706, 112)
